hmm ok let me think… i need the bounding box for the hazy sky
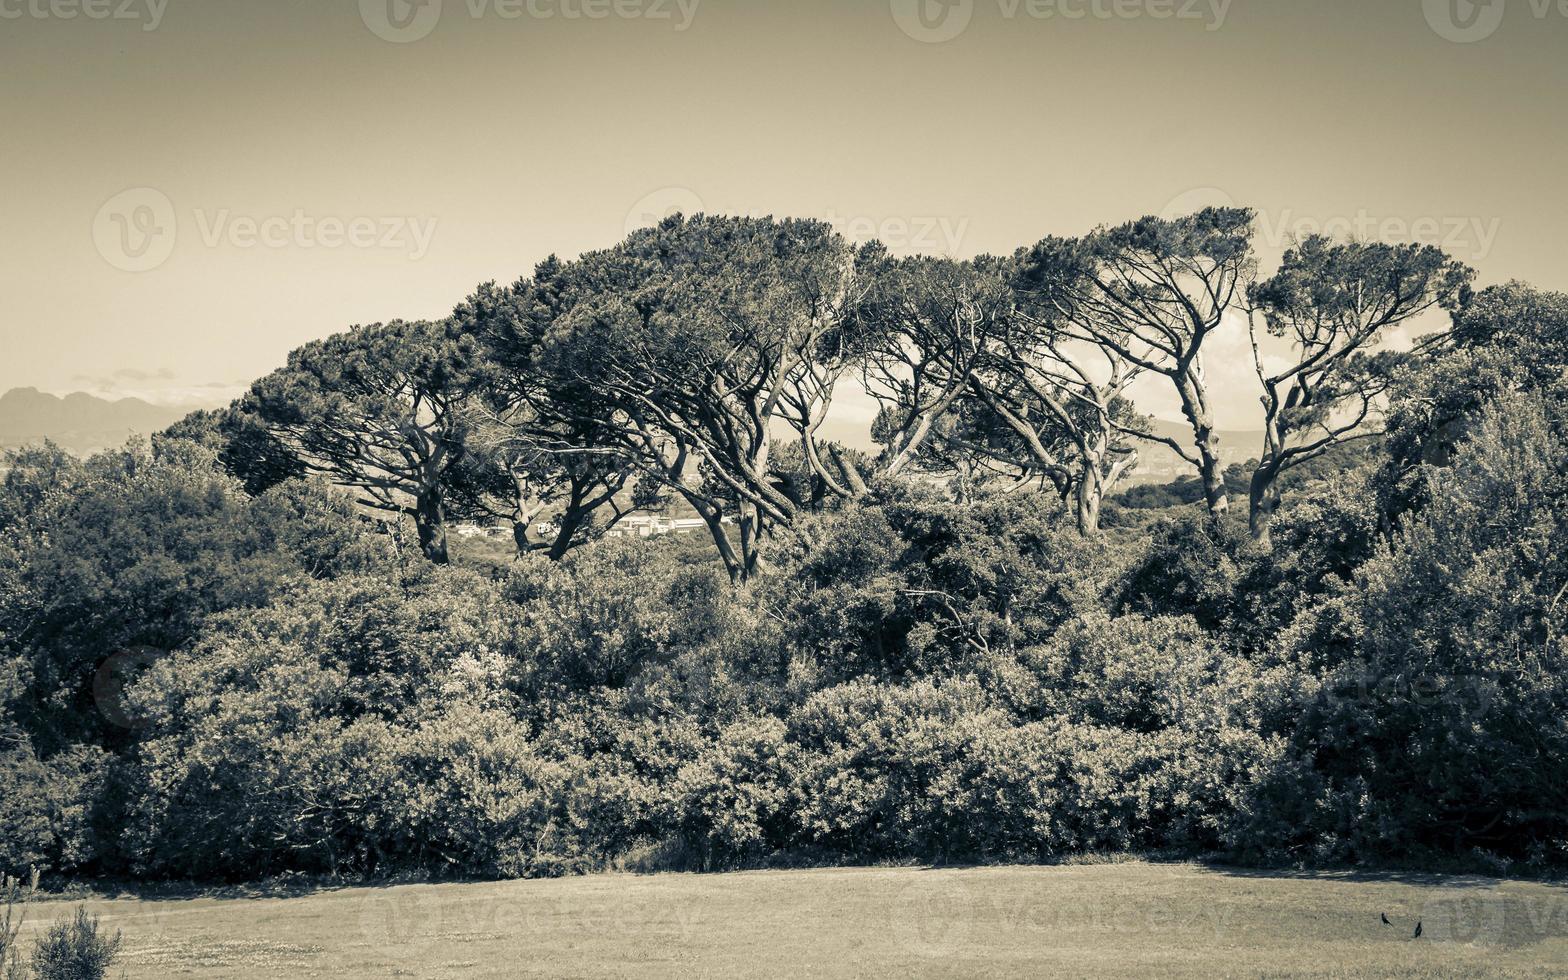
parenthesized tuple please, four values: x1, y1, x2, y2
(3, 0, 1565, 431)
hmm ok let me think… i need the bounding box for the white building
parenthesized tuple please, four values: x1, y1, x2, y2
(605, 515, 708, 538)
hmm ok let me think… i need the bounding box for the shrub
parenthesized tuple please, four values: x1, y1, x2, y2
(1245, 391, 1568, 866)
(0, 747, 111, 879)
(121, 569, 530, 877)
(765, 506, 907, 680)
(12, 337, 1565, 884)
(381, 706, 565, 878)
(1233, 469, 1383, 655)
(1114, 515, 1249, 632)
(954, 719, 1163, 859)
(531, 696, 705, 871)
(0, 439, 384, 752)
(1018, 615, 1235, 732)
(504, 541, 728, 699)
(768, 491, 1103, 682)
(29, 908, 121, 980)
(673, 715, 798, 868)
(787, 678, 1003, 859)
(1003, 615, 1292, 853)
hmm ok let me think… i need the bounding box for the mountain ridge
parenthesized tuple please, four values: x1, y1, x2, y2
(0, 387, 199, 456)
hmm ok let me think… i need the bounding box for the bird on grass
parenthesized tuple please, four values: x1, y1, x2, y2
(1413, 921, 1423, 939)
(1381, 913, 1391, 926)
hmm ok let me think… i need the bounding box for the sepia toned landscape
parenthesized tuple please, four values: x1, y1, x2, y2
(4, 1, 1567, 977)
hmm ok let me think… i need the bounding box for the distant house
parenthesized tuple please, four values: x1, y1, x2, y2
(453, 523, 508, 540)
(605, 515, 708, 538)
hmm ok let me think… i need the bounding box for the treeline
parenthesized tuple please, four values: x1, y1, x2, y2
(173, 209, 1471, 578)
(1, 209, 1565, 883)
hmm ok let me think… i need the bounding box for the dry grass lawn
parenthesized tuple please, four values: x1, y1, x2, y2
(16, 862, 1568, 978)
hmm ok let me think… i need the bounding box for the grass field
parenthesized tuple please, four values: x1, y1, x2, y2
(15, 862, 1568, 978)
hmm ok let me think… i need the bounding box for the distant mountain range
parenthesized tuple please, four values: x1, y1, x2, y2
(0, 388, 199, 457)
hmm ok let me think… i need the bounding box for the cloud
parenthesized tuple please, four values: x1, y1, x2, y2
(114, 367, 178, 383)
(64, 370, 242, 409)
(72, 367, 180, 391)
(130, 384, 244, 408)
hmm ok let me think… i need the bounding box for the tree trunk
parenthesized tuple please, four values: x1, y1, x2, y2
(1177, 374, 1229, 518)
(678, 488, 743, 583)
(828, 443, 870, 497)
(1072, 439, 1136, 537)
(737, 501, 765, 581)
(705, 508, 742, 583)
(413, 488, 450, 564)
(1196, 436, 1229, 518)
(1248, 465, 1282, 548)
(548, 508, 588, 561)
(800, 430, 853, 500)
(1250, 407, 1286, 545)
(1074, 474, 1103, 536)
(506, 468, 548, 559)
(882, 412, 935, 478)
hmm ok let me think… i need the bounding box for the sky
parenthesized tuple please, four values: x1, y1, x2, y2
(2, 0, 1565, 433)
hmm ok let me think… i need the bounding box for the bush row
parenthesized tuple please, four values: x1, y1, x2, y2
(3, 379, 1566, 881)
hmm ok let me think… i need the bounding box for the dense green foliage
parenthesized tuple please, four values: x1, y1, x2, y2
(3, 224, 1565, 886)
